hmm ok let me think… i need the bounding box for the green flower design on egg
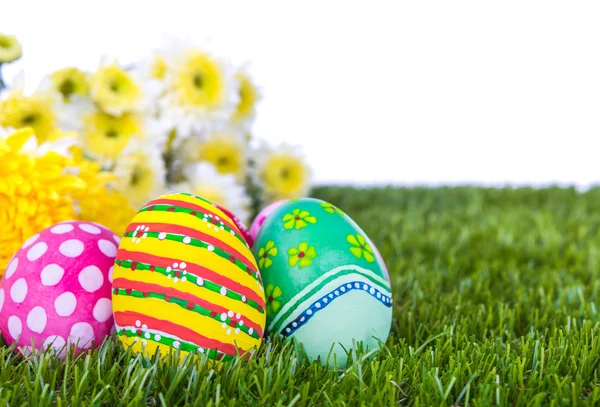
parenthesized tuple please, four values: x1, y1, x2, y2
(288, 242, 317, 268)
(282, 208, 316, 230)
(257, 240, 278, 269)
(347, 233, 375, 263)
(266, 284, 283, 314)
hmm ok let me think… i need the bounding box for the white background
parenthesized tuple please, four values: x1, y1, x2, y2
(2, 1, 600, 189)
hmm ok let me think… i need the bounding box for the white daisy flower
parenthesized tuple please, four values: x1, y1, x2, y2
(177, 125, 247, 182)
(113, 138, 167, 210)
(251, 141, 312, 202)
(89, 58, 162, 117)
(155, 36, 240, 141)
(171, 162, 250, 225)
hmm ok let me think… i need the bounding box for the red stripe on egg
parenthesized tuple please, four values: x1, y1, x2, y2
(144, 198, 239, 232)
(114, 311, 238, 354)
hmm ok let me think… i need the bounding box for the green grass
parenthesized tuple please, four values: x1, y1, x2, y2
(2, 186, 600, 406)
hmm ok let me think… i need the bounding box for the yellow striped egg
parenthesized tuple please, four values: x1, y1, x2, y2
(112, 193, 266, 362)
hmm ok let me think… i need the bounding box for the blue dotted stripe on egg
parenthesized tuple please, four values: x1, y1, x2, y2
(280, 281, 392, 337)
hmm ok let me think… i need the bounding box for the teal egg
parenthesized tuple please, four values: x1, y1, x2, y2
(253, 198, 392, 368)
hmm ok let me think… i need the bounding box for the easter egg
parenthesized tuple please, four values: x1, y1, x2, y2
(0, 221, 118, 356)
(248, 199, 289, 246)
(214, 204, 253, 247)
(252, 198, 392, 368)
(112, 193, 266, 362)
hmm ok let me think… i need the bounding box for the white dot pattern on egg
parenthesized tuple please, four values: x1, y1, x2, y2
(0, 221, 117, 356)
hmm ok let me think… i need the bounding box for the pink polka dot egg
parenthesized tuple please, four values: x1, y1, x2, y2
(0, 220, 119, 357)
(248, 199, 289, 247)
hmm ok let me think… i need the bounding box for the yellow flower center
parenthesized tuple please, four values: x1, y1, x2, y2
(197, 135, 245, 178)
(90, 64, 141, 114)
(0, 34, 22, 63)
(82, 111, 141, 160)
(50, 67, 88, 101)
(261, 154, 308, 198)
(0, 92, 56, 142)
(232, 73, 257, 122)
(174, 52, 224, 107)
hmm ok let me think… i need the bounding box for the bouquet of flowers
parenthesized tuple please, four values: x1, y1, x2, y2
(0, 33, 312, 276)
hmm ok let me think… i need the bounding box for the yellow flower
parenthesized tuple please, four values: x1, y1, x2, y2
(254, 144, 311, 201)
(0, 91, 56, 142)
(232, 72, 258, 125)
(282, 208, 316, 230)
(150, 56, 167, 79)
(0, 34, 22, 63)
(81, 110, 142, 162)
(172, 51, 226, 108)
(347, 234, 375, 263)
(257, 240, 278, 269)
(0, 127, 135, 275)
(181, 129, 246, 181)
(287, 242, 317, 268)
(113, 141, 166, 210)
(89, 63, 141, 116)
(50, 67, 89, 101)
(265, 284, 283, 314)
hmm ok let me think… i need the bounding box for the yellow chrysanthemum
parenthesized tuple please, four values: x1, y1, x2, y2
(254, 144, 311, 201)
(50, 67, 89, 101)
(0, 90, 56, 142)
(114, 141, 166, 210)
(180, 129, 246, 180)
(89, 63, 141, 116)
(232, 72, 258, 125)
(81, 110, 142, 162)
(0, 127, 134, 275)
(0, 34, 22, 63)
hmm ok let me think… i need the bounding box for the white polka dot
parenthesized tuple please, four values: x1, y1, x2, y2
(69, 322, 95, 349)
(22, 234, 39, 249)
(207, 245, 215, 252)
(135, 320, 141, 327)
(54, 292, 77, 316)
(27, 242, 48, 261)
(142, 324, 147, 330)
(10, 278, 28, 303)
(241, 295, 247, 302)
(0, 288, 4, 313)
(197, 278, 204, 286)
(79, 224, 101, 234)
(369, 287, 375, 295)
(144, 332, 150, 339)
(315, 302, 321, 308)
(181, 277, 187, 282)
(51, 224, 74, 234)
(8, 315, 22, 340)
(158, 232, 166, 240)
(108, 266, 114, 283)
(59, 239, 84, 258)
(239, 320, 244, 326)
(93, 298, 112, 322)
(248, 328, 254, 335)
(307, 309, 313, 315)
(220, 287, 227, 295)
(113, 234, 121, 244)
(5, 257, 18, 279)
(183, 236, 191, 244)
(154, 334, 162, 341)
(26, 306, 47, 333)
(40, 264, 65, 286)
(236, 313, 241, 319)
(78, 265, 104, 292)
(42, 335, 66, 354)
(173, 341, 180, 349)
(173, 262, 179, 268)
(220, 312, 227, 321)
(227, 310, 234, 318)
(98, 239, 117, 257)
(180, 262, 187, 269)
(226, 328, 231, 335)
(221, 322, 227, 328)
